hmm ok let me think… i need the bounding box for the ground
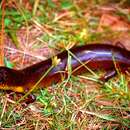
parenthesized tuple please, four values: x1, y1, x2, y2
(1, 0, 130, 129)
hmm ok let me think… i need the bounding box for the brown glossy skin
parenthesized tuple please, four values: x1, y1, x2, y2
(1, 44, 130, 93)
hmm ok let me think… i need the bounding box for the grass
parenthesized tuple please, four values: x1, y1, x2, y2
(1, 0, 130, 129)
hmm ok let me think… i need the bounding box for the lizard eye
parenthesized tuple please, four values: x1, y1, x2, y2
(0, 68, 8, 84)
